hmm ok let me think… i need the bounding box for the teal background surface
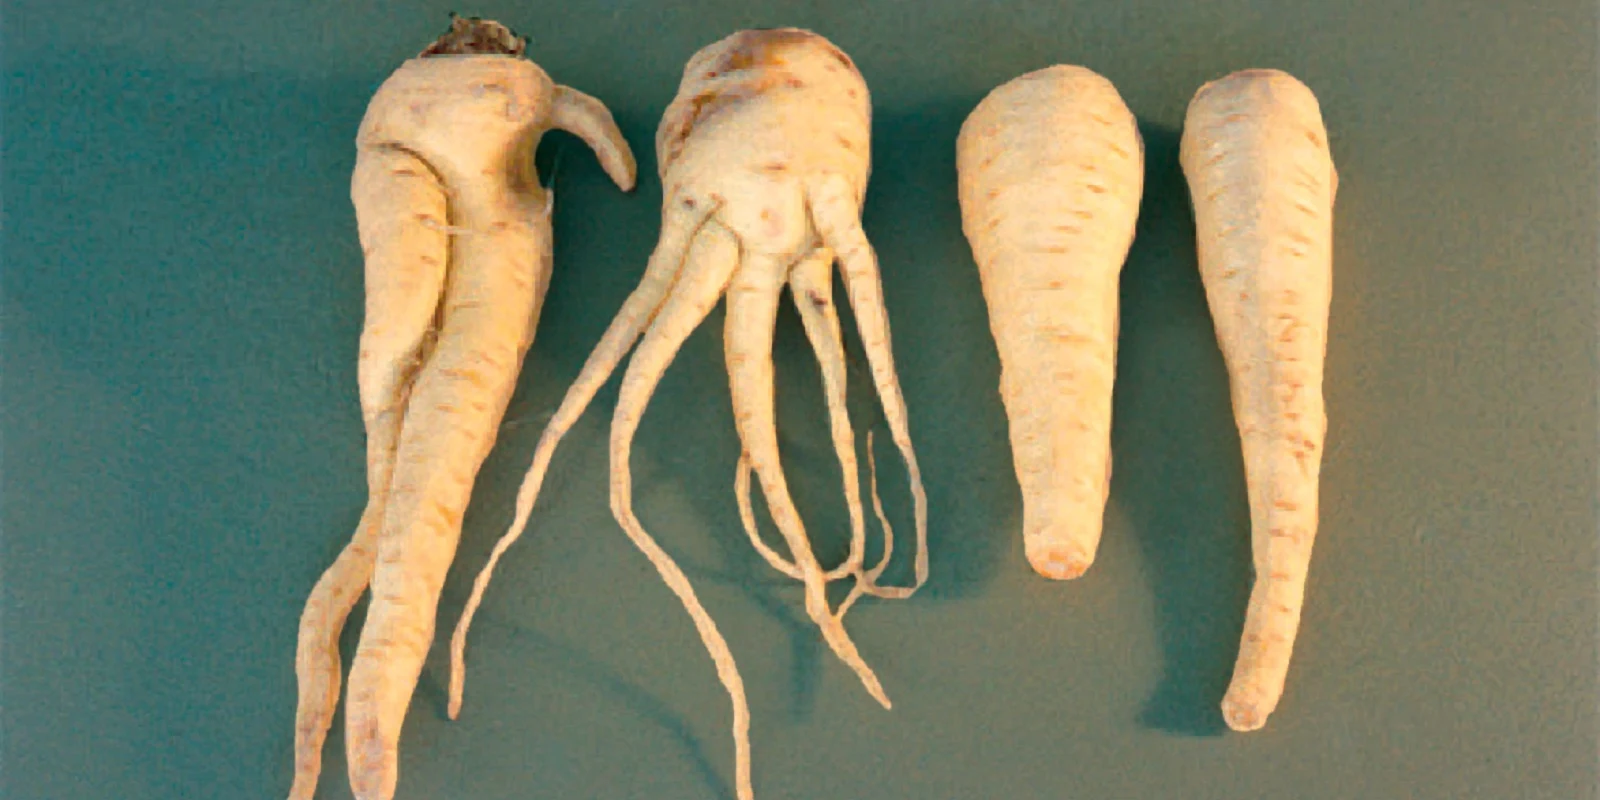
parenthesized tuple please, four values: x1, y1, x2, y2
(4, 2, 1596, 798)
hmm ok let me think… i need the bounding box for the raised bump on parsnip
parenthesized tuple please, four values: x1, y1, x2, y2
(956, 65, 1144, 581)
(1179, 68, 1337, 733)
(287, 16, 636, 800)
(447, 28, 928, 800)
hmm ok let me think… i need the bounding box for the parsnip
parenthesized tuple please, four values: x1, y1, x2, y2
(1179, 67, 1337, 732)
(956, 65, 1144, 580)
(448, 28, 928, 800)
(288, 16, 635, 800)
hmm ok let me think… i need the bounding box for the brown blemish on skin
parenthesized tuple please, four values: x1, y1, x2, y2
(807, 290, 827, 310)
(659, 30, 859, 170)
(829, 46, 854, 70)
(661, 38, 794, 168)
(760, 161, 789, 174)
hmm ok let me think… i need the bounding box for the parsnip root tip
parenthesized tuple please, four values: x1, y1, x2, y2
(861, 672, 892, 710)
(1221, 689, 1270, 732)
(1025, 537, 1093, 581)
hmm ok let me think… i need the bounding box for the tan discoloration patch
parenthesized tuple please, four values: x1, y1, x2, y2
(657, 29, 853, 172)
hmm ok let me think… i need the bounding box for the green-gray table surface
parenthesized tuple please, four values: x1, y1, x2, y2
(5, 2, 1595, 798)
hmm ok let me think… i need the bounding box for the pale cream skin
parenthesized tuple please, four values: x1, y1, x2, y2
(1179, 68, 1337, 733)
(448, 28, 928, 800)
(956, 65, 1145, 581)
(288, 19, 635, 800)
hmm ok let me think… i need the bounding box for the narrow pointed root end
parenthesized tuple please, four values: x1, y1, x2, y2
(1221, 692, 1270, 732)
(840, 647, 893, 709)
(1025, 538, 1094, 581)
(447, 661, 466, 720)
(869, 684, 893, 710)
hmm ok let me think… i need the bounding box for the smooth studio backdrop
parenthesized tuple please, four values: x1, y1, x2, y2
(4, 1, 1596, 798)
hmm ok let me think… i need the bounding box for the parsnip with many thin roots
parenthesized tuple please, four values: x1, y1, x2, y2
(1179, 68, 1337, 732)
(956, 66, 1144, 580)
(287, 17, 635, 800)
(448, 28, 927, 800)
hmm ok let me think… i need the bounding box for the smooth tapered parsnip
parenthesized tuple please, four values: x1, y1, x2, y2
(1179, 68, 1337, 733)
(448, 28, 928, 800)
(956, 65, 1144, 580)
(288, 16, 635, 800)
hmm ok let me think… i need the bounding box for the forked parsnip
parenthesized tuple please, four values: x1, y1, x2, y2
(1179, 68, 1337, 733)
(447, 28, 928, 800)
(288, 16, 635, 800)
(956, 65, 1144, 580)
